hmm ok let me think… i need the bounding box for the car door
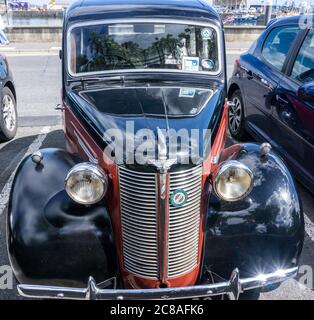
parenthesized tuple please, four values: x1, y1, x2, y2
(272, 28, 314, 190)
(242, 25, 300, 142)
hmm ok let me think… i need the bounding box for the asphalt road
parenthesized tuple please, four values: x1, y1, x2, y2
(0, 48, 313, 300)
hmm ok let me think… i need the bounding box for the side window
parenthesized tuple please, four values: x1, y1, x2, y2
(262, 25, 299, 71)
(291, 29, 314, 84)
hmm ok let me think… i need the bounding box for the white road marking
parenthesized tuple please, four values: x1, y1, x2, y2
(0, 47, 16, 51)
(0, 126, 51, 215)
(304, 213, 314, 242)
(50, 47, 61, 50)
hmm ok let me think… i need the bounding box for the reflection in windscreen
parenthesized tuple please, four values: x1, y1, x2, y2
(79, 87, 214, 116)
(69, 23, 219, 74)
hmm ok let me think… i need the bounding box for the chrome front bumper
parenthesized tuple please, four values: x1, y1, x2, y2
(17, 267, 298, 300)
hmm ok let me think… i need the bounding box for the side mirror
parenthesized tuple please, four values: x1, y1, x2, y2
(59, 49, 62, 60)
(297, 82, 314, 102)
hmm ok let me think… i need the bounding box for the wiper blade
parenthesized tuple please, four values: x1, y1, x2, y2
(67, 75, 125, 88)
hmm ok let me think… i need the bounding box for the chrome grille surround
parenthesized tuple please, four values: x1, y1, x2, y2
(119, 166, 159, 279)
(168, 165, 202, 278)
(119, 164, 202, 280)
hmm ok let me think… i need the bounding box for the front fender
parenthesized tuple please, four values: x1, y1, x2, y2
(203, 143, 304, 280)
(7, 148, 117, 287)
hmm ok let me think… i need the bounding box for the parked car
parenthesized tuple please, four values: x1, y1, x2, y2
(0, 54, 17, 142)
(228, 15, 314, 192)
(8, 1, 29, 10)
(8, 0, 304, 300)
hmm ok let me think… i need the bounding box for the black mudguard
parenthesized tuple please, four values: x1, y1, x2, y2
(203, 143, 304, 281)
(7, 148, 117, 287)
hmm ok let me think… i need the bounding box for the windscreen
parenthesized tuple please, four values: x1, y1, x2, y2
(68, 22, 220, 75)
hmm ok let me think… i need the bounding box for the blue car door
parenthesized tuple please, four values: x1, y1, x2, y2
(243, 25, 300, 142)
(272, 28, 314, 190)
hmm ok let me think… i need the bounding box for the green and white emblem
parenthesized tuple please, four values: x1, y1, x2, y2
(170, 189, 188, 207)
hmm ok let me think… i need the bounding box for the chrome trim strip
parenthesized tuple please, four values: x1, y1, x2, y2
(66, 18, 223, 78)
(17, 267, 298, 300)
(158, 172, 168, 282)
(73, 129, 98, 164)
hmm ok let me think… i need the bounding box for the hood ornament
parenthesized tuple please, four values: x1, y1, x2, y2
(148, 127, 176, 173)
(148, 158, 177, 173)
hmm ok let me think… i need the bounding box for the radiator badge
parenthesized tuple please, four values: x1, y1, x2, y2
(170, 189, 188, 207)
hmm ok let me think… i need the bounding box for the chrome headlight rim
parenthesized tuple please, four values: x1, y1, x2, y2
(213, 160, 253, 202)
(65, 162, 108, 205)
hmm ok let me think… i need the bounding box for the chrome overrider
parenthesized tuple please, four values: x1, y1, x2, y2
(17, 267, 298, 300)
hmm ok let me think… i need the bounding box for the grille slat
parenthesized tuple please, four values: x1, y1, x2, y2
(121, 193, 157, 202)
(120, 201, 156, 213)
(119, 164, 202, 280)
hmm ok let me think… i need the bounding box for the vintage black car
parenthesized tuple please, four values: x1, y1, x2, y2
(7, 0, 304, 300)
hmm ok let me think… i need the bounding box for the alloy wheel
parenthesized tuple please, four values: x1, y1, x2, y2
(2, 94, 16, 132)
(229, 96, 242, 134)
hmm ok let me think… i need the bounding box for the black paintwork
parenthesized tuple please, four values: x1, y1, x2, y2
(7, 149, 117, 287)
(202, 143, 304, 281)
(65, 0, 221, 26)
(67, 81, 225, 167)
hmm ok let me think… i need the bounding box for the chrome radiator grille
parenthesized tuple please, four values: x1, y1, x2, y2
(119, 167, 159, 278)
(168, 165, 202, 278)
(119, 165, 202, 279)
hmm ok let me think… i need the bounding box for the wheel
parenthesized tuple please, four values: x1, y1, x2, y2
(0, 87, 17, 142)
(228, 89, 247, 141)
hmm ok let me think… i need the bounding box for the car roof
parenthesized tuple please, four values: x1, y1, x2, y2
(65, 0, 221, 26)
(268, 14, 314, 28)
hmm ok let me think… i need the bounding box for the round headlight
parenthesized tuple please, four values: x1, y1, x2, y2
(65, 163, 108, 205)
(214, 160, 253, 202)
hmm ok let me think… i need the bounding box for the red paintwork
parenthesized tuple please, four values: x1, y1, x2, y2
(63, 101, 228, 289)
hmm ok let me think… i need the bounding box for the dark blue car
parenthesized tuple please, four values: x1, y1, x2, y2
(228, 15, 314, 193)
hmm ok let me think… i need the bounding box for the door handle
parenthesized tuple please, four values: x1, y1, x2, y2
(259, 77, 274, 90)
(277, 95, 289, 105)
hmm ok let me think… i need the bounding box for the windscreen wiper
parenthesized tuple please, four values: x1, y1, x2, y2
(67, 75, 125, 89)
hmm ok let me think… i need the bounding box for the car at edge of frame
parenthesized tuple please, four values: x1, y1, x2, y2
(228, 15, 314, 193)
(0, 53, 17, 142)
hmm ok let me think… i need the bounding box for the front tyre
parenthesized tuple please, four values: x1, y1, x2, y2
(0, 87, 17, 142)
(228, 89, 247, 141)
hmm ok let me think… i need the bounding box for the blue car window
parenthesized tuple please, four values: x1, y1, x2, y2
(291, 29, 314, 84)
(262, 25, 299, 71)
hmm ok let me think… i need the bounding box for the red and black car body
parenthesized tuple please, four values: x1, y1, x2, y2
(7, 0, 304, 300)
